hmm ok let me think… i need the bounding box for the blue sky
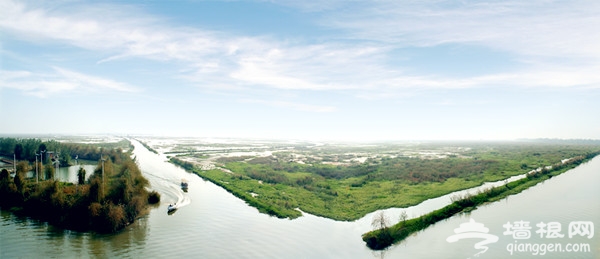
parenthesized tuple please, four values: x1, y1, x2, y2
(1, 0, 599, 141)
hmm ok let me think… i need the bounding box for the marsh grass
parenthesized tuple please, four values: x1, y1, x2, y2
(361, 155, 593, 250)
(175, 144, 600, 222)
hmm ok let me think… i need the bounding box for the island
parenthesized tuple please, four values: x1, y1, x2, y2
(361, 153, 598, 249)
(160, 138, 600, 249)
(0, 137, 160, 233)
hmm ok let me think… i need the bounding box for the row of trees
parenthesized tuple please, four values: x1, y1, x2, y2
(363, 153, 599, 250)
(0, 137, 132, 167)
(0, 138, 159, 233)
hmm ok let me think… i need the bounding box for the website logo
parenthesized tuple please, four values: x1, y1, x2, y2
(447, 218, 594, 257)
(446, 218, 499, 258)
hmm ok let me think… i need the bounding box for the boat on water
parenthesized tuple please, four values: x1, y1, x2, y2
(167, 203, 177, 213)
(181, 179, 188, 191)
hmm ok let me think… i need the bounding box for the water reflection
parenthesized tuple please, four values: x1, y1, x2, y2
(24, 164, 96, 183)
(55, 164, 96, 183)
(1, 143, 598, 258)
(383, 157, 600, 258)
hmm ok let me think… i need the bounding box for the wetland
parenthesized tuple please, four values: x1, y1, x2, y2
(1, 136, 599, 258)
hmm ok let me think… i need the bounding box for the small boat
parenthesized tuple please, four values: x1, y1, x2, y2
(167, 203, 177, 213)
(181, 179, 189, 191)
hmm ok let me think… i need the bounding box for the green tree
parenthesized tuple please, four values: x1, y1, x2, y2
(14, 144, 24, 160)
(78, 167, 86, 185)
(95, 157, 115, 179)
(14, 161, 30, 194)
(0, 168, 9, 182)
(0, 138, 17, 155)
(60, 152, 72, 167)
(16, 161, 30, 174)
(370, 211, 392, 248)
(109, 177, 133, 204)
(14, 172, 24, 195)
(88, 177, 103, 202)
(0, 168, 12, 193)
(44, 163, 55, 180)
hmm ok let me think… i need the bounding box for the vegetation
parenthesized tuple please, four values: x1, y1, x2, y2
(136, 139, 158, 154)
(0, 137, 132, 167)
(171, 157, 195, 171)
(361, 154, 596, 250)
(148, 190, 161, 204)
(0, 137, 158, 233)
(178, 142, 600, 221)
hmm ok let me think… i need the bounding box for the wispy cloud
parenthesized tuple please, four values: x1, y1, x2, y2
(316, 0, 600, 57)
(0, 0, 224, 61)
(1, 0, 598, 139)
(2, 0, 598, 105)
(230, 44, 387, 91)
(280, 0, 600, 92)
(0, 67, 140, 98)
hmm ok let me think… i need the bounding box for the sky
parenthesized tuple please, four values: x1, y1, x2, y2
(1, 0, 599, 141)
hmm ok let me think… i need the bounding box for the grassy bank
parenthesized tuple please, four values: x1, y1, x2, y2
(136, 139, 158, 154)
(192, 167, 503, 220)
(177, 144, 600, 221)
(361, 154, 597, 250)
(198, 169, 302, 218)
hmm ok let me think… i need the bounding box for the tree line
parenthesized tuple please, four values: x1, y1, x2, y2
(0, 137, 132, 167)
(362, 153, 598, 250)
(0, 138, 160, 233)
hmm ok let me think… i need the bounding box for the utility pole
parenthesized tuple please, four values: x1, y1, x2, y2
(55, 151, 60, 181)
(101, 155, 106, 199)
(40, 150, 46, 180)
(13, 154, 16, 173)
(41, 150, 46, 163)
(35, 153, 39, 184)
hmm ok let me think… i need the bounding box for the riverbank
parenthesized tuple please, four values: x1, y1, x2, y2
(361, 154, 597, 250)
(3, 138, 599, 259)
(136, 139, 159, 154)
(0, 138, 160, 233)
(168, 143, 600, 221)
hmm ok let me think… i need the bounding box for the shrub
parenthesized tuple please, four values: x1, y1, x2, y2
(148, 190, 161, 204)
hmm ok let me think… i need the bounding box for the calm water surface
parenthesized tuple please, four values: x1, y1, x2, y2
(1, 141, 598, 258)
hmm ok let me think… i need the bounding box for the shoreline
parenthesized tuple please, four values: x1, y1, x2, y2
(0, 138, 160, 234)
(170, 153, 596, 223)
(361, 154, 598, 250)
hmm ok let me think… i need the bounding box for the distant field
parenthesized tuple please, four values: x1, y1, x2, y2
(157, 138, 600, 221)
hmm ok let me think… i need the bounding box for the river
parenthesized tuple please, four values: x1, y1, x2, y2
(1, 140, 598, 258)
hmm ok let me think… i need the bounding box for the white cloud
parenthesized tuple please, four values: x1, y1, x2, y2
(278, 0, 600, 92)
(317, 0, 600, 58)
(0, 0, 224, 61)
(2, 0, 599, 105)
(0, 68, 140, 98)
(1, 0, 598, 140)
